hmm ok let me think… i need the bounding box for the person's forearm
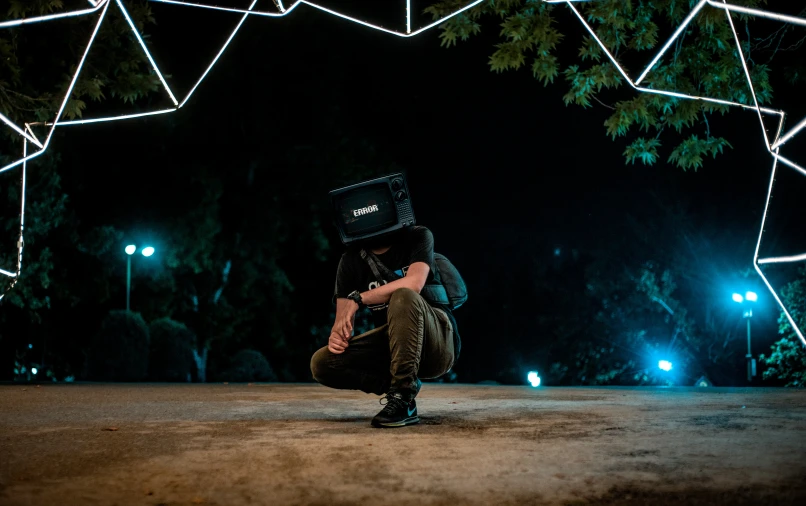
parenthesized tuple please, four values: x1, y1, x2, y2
(359, 276, 422, 306)
(332, 298, 354, 333)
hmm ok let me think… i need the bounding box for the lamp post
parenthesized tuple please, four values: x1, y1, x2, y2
(732, 291, 758, 382)
(125, 244, 155, 312)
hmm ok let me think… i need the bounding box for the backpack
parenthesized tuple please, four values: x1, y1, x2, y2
(359, 250, 468, 310)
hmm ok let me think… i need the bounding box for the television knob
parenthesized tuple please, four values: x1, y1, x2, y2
(395, 190, 408, 201)
(391, 178, 404, 191)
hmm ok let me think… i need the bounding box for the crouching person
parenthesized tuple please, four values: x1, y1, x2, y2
(310, 225, 459, 428)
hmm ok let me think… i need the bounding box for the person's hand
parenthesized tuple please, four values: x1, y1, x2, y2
(335, 300, 358, 342)
(328, 331, 350, 354)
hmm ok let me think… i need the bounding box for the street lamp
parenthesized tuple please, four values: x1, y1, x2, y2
(125, 245, 155, 311)
(732, 291, 758, 382)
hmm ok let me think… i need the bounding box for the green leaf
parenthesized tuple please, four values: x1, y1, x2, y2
(667, 135, 732, 171)
(489, 41, 530, 73)
(623, 137, 662, 165)
(532, 54, 558, 85)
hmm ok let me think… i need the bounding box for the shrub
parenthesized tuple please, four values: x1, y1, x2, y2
(761, 266, 806, 387)
(149, 318, 196, 382)
(220, 349, 277, 382)
(87, 310, 149, 381)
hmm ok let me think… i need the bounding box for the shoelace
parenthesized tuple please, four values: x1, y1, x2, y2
(379, 393, 408, 414)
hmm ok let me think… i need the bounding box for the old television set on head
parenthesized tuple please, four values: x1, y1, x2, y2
(329, 173, 415, 245)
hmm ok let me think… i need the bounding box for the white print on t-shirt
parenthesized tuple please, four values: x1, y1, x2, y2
(368, 280, 387, 290)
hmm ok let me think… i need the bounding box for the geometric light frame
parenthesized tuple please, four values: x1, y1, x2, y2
(1, 0, 804, 348)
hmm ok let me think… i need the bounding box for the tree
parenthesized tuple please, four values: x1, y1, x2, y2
(0, 1, 164, 379)
(760, 266, 806, 386)
(1, 0, 162, 127)
(497, 192, 757, 387)
(425, 0, 803, 170)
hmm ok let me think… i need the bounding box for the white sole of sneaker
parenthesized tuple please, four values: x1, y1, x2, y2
(372, 416, 420, 428)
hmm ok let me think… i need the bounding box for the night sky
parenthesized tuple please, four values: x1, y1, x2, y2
(33, 0, 806, 380)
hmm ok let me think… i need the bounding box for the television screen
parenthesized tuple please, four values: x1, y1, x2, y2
(336, 183, 397, 237)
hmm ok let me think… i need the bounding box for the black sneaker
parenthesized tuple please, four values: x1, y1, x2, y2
(371, 392, 419, 428)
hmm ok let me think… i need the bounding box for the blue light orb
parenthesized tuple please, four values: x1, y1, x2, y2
(125, 244, 136, 255)
(745, 291, 758, 302)
(732, 293, 744, 303)
(527, 371, 541, 387)
(141, 246, 155, 257)
(31, 367, 38, 375)
(658, 360, 673, 372)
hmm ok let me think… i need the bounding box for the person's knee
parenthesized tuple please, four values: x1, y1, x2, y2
(389, 287, 419, 309)
(310, 347, 332, 384)
(387, 287, 425, 323)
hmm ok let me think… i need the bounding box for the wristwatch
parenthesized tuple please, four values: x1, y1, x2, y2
(347, 290, 364, 308)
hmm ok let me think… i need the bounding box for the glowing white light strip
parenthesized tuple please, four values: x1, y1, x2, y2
(54, 108, 176, 126)
(0, 113, 44, 149)
(758, 253, 806, 265)
(635, 0, 707, 86)
(42, 0, 111, 149)
(635, 87, 781, 115)
(148, 0, 291, 17)
(115, 0, 178, 106)
(276, 0, 286, 13)
(752, 114, 805, 346)
(706, 1, 806, 27)
(406, 0, 411, 34)
(772, 153, 806, 178)
(178, 0, 259, 108)
(722, 1, 771, 151)
(0, 0, 108, 28)
(566, 3, 633, 83)
(0, 268, 16, 278)
(753, 114, 787, 265)
(299, 0, 486, 38)
(773, 115, 806, 150)
(17, 139, 27, 279)
(0, 147, 46, 175)
(402, 0, 486, 37)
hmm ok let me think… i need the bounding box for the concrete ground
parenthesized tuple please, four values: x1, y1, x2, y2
(1, 384, 805, 506)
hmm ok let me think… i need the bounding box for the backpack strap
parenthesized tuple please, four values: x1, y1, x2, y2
(359, 249, 400, 283)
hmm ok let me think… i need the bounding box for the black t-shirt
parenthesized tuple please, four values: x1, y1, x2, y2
(333, 226, 459, 349)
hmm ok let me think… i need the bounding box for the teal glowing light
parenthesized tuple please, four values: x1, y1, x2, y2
(527, 371, 541, 387)
(125, 244, 136, 255)
(658, 360, 673, 372)
(141, 246, 155, 257)
(732, 293, 744, 303)
(745, 291, 758, 302)
(31, 367, 38, 375)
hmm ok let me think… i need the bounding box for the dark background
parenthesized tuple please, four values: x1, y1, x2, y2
(3, 0, 805, 385)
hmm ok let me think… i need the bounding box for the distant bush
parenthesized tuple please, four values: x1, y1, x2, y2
(761, 266, 806, 387)
(149, 318, 196, 382)
(220, 349, 277, 382)
(87, 310, 150, 381)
